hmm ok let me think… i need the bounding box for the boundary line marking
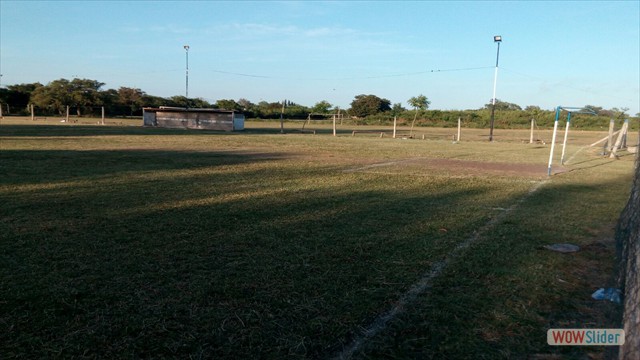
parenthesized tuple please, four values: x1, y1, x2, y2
(332, 179, 549, 359)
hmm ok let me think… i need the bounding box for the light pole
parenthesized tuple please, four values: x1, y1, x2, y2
(184, 45, 189, 107)
(489, 35, 502, 142)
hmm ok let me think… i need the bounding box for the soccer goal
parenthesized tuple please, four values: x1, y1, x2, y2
(547, 106, 597, 176)
(281, 112, 345, 136)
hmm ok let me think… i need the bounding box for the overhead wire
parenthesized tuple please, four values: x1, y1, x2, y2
(208, 66, 494, 81)
(501, 67, 637, 104)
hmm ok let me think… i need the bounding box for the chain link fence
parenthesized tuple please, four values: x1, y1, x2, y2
(616, 154, 640, 359)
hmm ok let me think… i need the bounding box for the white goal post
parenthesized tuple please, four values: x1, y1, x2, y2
(547, 106, 597, 176)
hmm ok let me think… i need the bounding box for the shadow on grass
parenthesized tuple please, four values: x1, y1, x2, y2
(0, 124, 292, 137)
(0, 145, 631, 359)
(0, 149, 291, 185)
(354, 177, 630, 360)
(0, 146, 492, 358)
(0, 123, 454, 138)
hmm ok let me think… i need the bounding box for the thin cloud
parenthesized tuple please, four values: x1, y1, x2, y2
(119, 24, 192, 34)
(211, 22, 362, 39)
(149, 25, 192, 34)
(118, 26, 142, 33)
(303, 27, 358, 37)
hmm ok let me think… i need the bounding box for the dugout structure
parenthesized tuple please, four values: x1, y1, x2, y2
(143, 107, 244, 131)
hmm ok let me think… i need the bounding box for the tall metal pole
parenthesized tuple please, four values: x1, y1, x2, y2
(489, 36, 502, 142)
(184, 45, 189, 106)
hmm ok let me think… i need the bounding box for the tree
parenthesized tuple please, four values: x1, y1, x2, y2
(190, 98, 212, 108)
(408, 95, 430, 111)
(215, 99, 241, 111)
(30, 78, 104, 116)
(484, 99, 522, 111)
(391, 103, 406, 116)
(168, 96, 211, 109)
(69, 78, 104, 115)
(408, 95, 431, 134)
(170, 95, 189, 108)
(117, 87, 146, 116)
(584, 105, 604, 115)
(100, 89, 120, 115)
(582, 105, 629, 118)
(255, 101, 283, 118)
(0, 83, 42, 114)
(349, 94, 391, 117)
(525, 105, 543, 124)
(235, 98, 256, 117)
(611, 107, 629, 119)
(237, 98, 254, 110)
(141, 94, 168, 109)
(311, 100, 332, 114)
(30, 80, 69, 115)
(284, 104, 310, 119)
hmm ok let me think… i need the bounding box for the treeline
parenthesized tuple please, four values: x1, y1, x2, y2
(364, 106, 636, 130)
(0, 78, 635, 129)
(0, 79, 206, 118)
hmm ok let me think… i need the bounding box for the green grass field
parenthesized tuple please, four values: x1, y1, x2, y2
(1, 118, 636, 359)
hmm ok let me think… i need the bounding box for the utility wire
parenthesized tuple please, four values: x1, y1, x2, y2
(211, 70, 273, 78)
(80, 65, 494, 82)
(501, 67, 637, 103)
(209, 66, 494, 81)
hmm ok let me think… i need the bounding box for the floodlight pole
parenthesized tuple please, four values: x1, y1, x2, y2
(489, 35, 502, 142)
(184, 45, 189, 107)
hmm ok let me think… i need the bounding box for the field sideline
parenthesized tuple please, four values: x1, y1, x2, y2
(0, 118, 636, 358)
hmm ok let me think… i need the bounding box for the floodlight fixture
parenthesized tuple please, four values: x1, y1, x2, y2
(494, 35, 502, 42)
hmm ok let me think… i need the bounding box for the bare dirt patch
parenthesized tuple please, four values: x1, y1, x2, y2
(346, 157, 567, 178)
(427, 158, 567, 177)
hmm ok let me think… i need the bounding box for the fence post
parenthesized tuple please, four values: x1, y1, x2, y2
(393, 116, 397, 139)
(530, 118, 535, 144)
(610, 120, 629, 158)
(332, 114, 336, 137)
(608, 118, 616, 152)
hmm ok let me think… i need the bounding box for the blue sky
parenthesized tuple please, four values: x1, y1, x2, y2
(1, 1, 639, 115)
